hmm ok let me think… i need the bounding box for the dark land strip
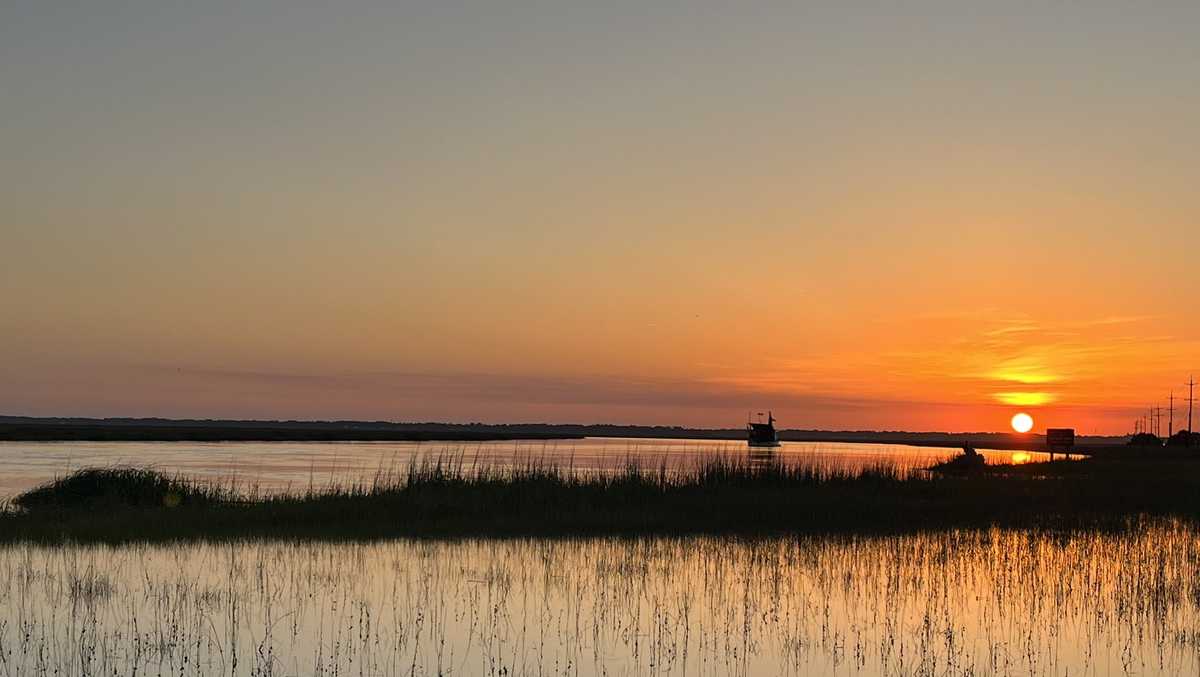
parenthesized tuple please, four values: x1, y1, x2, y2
(0, 416, 1128, 451)
(0, 423, 582, 442)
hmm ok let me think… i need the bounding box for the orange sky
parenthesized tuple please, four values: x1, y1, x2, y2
(2, 2, 1198, 434)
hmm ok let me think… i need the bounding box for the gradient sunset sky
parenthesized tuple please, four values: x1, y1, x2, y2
(3, 1, 1198, 433)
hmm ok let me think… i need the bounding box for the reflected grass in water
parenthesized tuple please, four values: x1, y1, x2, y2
(2, 522, 1200, 675)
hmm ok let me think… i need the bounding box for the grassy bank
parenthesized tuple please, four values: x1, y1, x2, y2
(3, 456, 1200, 543)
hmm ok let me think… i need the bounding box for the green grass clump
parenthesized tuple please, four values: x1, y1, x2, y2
(12, 467, 222, 511)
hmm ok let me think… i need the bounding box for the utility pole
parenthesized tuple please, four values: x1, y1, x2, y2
(1187, 375, 1196, 439)
(1168, 391, 1175, 440)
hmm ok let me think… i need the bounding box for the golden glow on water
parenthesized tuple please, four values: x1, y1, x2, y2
(1, 522, 1199, 675)
(1011, 451, 1032, 464)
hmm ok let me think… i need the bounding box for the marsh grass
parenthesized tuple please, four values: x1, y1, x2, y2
(11, 467, 225, 510)
(2, 523, 1200, 675)
(3, 454, 1199, 543)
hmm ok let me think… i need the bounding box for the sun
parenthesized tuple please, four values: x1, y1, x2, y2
(1011, 412, 1034, 433)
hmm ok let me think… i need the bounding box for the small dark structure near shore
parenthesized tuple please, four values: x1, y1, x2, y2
(747, 411, 781, 448)
(934, 442, 986, 473)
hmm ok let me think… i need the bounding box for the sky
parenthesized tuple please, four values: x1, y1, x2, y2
(2, 1, 1198, 434)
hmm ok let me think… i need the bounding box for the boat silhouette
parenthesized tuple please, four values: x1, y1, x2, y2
(747, 411, 781, 448)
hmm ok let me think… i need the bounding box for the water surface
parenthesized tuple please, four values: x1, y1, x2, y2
(0, 438, 1044, 499)
(1, 522, 1195, 676)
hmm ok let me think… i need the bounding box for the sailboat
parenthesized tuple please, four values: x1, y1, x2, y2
(747, 411, 781, 448)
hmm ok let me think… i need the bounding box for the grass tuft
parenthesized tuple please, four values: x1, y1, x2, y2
(12, 467, 223, 511)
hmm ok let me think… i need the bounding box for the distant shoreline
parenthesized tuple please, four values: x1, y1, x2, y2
(0, 416, 1129, 450)
(0, 424, 583, 443)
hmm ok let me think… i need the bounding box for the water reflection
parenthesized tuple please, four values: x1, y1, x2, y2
(1, 521, 1197, 675)
(748, 447, 777, 467)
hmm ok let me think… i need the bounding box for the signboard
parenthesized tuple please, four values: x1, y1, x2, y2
(1046, 428, 1075, 452)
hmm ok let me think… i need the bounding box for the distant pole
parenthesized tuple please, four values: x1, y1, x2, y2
(1188, 375, 1196, 437)
(1168, 391, 1174, 440)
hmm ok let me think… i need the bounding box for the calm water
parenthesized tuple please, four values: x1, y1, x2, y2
(0, 439, 1181, 676)
(0, 437, 1045, 499)
(2, 523, 1198, 676)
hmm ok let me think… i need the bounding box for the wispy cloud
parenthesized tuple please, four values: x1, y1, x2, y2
(994, 392, 1057, 406)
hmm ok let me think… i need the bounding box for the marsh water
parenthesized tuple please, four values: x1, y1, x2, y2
(3, 523, 1200, 676)
(9, 439, 1179, 677)
(0, 437, 1046, 500)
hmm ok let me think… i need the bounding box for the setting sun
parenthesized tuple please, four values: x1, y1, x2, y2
(1011, 413, 1034, 433)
